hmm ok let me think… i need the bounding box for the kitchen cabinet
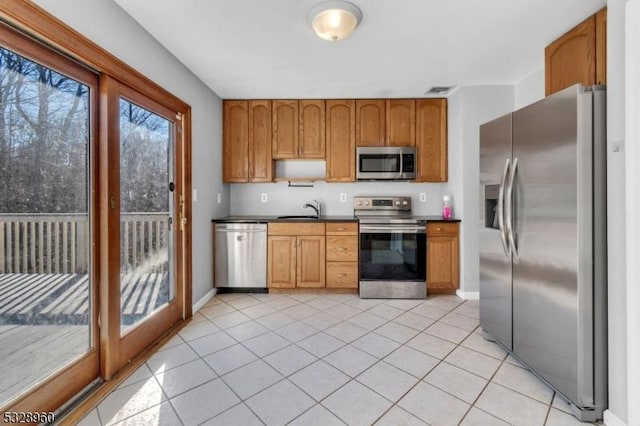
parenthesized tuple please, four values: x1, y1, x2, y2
(299, 100, 325, 159)
(223, 100, 274, 183)
(416, 99, 448, 182)
(248, 100, 274, 182)
(386, 99, 415, 146)
(326, 100, 356, 182)
(545, 7, 606, 96)
(326, 222, 358, 289)
(356, 100, 386, 146)
(356, 99, 415, 147)
(223, 100, 249, 182)
(427, 222, 459, 293)
(267, 223, 326, 289)
(272, 100, 299, 159)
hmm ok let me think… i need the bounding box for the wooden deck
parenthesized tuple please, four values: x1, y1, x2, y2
(0, 272, 170, 326)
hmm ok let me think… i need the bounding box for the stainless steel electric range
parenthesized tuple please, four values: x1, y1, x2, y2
(354, 196, 426, 299)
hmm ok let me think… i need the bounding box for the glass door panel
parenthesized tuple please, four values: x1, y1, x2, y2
(119, 99, 174, 334)
(0, 40, 97, 408)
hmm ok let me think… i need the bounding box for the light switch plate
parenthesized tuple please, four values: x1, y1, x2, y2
(260, 193, 268, 203)
(339, 193, 347, 203)
(192, 188, 198, 202)
(217, 193, 221, 204)
(419, 193, 427, 202)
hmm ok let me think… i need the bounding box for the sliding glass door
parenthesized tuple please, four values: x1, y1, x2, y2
(0, 25, 99, 411)
(101, 77, 185, 378)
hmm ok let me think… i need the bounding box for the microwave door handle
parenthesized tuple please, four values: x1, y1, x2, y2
(398, 151, 403, 176)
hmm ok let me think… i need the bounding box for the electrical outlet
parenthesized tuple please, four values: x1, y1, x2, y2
(419, 193, 427, 202)
(192, 188, 198, 202)
(217, 193, 221, 204)
(260, 193, 268, 203)
(339, 193, 347, 203)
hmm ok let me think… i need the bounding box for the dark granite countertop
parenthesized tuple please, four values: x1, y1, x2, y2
(212, 215, 460, 223)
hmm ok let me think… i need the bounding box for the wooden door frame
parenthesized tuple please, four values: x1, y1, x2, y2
(0, 0, 193, 409)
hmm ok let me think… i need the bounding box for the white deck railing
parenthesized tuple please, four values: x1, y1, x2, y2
(0, 213, 169, 274)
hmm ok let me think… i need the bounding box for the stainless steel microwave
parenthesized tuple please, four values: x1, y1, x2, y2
(356, 147, 416, 180)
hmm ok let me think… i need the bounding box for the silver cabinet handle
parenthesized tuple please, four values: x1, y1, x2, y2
(498, 158, 511, 257)
(505, 157, 518, 259)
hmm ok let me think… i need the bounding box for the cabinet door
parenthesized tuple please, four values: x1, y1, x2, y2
(545, 15, 596, 96)
(272, 100, 299, 159)
(595, 7, 607, 85)
(296, 236, 325, 288)
(416, 99, 447, 182)
(326, 100, 355, 182)
(299, 100, 325, 159)
(386, 99, 415, 146)
(427, 235, 459, 290)
(223, 100, 248, 182)
(248, 100, 273, 182)
(268, 236, 296, 288)
(356, 99, 385, 146)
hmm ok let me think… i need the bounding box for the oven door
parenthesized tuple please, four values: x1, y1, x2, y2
(359, 224, 426, 298)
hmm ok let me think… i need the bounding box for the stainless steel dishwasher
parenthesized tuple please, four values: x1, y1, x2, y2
(214, 223, 267, 291)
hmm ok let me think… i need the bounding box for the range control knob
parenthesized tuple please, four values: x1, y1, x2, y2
(357, 200, 362, 206)
(395, 200, 401, 206)
(402, 200, 408, 206)
(365, 201, 370, 206)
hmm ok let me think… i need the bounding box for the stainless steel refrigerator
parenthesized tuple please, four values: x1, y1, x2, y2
(479, 84, 607, 421)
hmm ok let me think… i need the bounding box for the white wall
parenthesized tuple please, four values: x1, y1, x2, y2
(625, 3, 640, 426)
(33, 0, 228, 306)
(459, 86, 514, 295)
(605, 0, 628, 424)
(514, 68, 545, 109)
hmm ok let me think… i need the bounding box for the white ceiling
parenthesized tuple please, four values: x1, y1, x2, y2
(114, 0, 605, 99)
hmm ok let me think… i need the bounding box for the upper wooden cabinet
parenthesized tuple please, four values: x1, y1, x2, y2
(416, 99, 447, 182)
(248, 100, 273, 182)
(545, 7, 606, 96)
(223, 100, 274, 183)
(356, 100, 386, 146)
(299, 100, 325, 159)
(356, 99, 415, 147)
(387, 100, 415, 146)
(272, 100, 299, 159)
(326, 100, 356, 182)
(223, 101, 249, 182)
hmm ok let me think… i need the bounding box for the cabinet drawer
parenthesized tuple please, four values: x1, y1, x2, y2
(268, 222, 325, 236)
(427, 222, 459, 236)
(326, 236, 358, 262)
(326, 262, 358, 289)
(326, 222, 358, 235)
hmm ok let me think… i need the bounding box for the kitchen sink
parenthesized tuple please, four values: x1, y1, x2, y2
(275, 215, 320, 220)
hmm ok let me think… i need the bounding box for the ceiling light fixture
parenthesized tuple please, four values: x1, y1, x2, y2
(309, 1, 362, 42)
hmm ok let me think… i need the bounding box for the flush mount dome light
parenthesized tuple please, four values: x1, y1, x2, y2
(309, 1, 362, 42)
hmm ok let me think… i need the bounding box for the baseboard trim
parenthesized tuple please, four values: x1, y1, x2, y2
(604, 409, 627, 426)
(455, 290, 479, 300)
(192, 288, 216, 313)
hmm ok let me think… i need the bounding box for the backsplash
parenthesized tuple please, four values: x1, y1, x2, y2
(229, 181, 458, 216)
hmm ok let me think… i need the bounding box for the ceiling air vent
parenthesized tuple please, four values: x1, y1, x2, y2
(425, 86, 454, 95)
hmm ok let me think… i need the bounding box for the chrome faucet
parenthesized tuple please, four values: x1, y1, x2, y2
(303, 200, 321, 218)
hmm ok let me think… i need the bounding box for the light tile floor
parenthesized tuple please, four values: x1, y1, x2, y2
(78, 293, 600, 426)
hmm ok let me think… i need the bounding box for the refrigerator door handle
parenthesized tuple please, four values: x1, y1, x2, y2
(497, 158, 511, 257)
(505, 157, 519, 258)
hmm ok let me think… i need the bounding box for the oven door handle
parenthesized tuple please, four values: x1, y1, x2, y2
(360, 226, 426, 234)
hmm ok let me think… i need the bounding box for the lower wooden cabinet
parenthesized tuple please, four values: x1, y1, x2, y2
(326, 222, 358, 289)
(426, 222, 459, 293)
(267, 223, 325, 289)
